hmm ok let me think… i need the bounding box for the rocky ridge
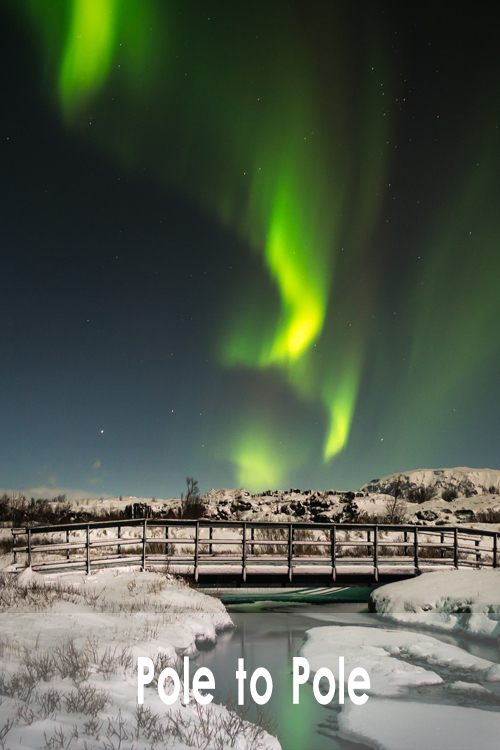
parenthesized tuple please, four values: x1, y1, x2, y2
(201, 468, 500, 527)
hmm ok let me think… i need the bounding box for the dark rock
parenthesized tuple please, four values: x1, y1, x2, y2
(416, 510, 439, 521)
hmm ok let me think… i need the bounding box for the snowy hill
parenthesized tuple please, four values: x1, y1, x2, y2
(361, 467, 500, 498)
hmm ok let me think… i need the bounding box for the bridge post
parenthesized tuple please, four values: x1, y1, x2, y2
(66, 529, 70, 561)
(440, 532, 445, 559)
(331, 525, 336, 581)
(475, 538, 480, 563)
(414, 527, 419, 573)
(165, 525, 169, 558)
(373, 526, 379, 581)
(117, 525, 121, 557)
(494, 534, 498, 568)
(242, 523, 247, 583)
(86, 524, 90, 575)
(209, 527, 213, 556)
(454, 527, 459, 569)
(27, 528, 32, 569)
(288, 524, 293, 583)
(12, 530, 17, 566)
(142, 518, 147, 570)
(194, 521, 199, 583)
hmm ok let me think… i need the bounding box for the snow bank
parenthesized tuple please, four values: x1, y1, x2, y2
(299, 625, 500, 698)
(339, 699, 500, 750)
(370, 569, 500, 640)
(0, 568, 280, 750)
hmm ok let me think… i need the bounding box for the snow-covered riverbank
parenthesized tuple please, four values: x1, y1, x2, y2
(370, 569, 500, 641)
(0, 567, 280, 750)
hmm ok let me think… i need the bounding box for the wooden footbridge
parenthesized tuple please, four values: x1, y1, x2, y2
(10, 519, 499, 586)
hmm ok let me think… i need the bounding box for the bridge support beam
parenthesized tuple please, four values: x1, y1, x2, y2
(242, 523, 247, 583)
(331, 525, 336, 582)
(86, 524, 90, 575)
(414, 527, 419, 574)
(194, 521, 199, 583)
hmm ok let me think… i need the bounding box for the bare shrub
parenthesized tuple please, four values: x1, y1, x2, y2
(25, 648, 56, 682)
(135, 705, 167, 744)
(179, 498, 206, 520)
(16, 702, 39, 725)
(418, 545, 454, 559)
(179, 477, 205, 519)
(381, 497, 407, 524)
(102, 710, 128, 750)
(408, 486, 436, 503)
(253, 527, 287, 556)
(442, 488, 459, 502)
(0, 538, 12, 555)
(43, 724, 78, 750)
(37, 687, 62, 717)
(64, 684, 108, 717)
(83, 717, 103, 738)
(87, 644, 133, 680)
(0, 574, 100, 611)
(0, 717, 14, 749)
(475, 509, 500, 523)
(165, 695, 279, 750)
(293, 528, 324, 556)
(54, 639, 91, 684)
(2, 665, 39, 703)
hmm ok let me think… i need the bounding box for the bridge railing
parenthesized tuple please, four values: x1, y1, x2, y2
(11, 519, 499, 581)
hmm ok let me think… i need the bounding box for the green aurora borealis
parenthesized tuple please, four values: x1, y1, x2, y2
(5, 1, 500, 494)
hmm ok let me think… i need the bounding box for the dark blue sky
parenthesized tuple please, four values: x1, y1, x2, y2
(2, 1, 500, 499)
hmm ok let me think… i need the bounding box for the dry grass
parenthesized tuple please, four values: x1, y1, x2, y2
(0, 633, 278, 750)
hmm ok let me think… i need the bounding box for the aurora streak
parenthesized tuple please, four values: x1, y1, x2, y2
(11, 1, 497, 492)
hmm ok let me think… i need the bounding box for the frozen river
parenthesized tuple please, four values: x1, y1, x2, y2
(196, 597, 500, 750)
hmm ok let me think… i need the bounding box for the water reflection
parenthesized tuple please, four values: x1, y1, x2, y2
(196, 601, 500, 750)
(197, 605, 371, 750)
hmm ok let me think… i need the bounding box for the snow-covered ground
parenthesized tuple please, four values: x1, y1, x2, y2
(370, 569, 500, 641)
(300, 624, 500, 698)
(0, 567, 280, 750)
(338, 699, 500, 750)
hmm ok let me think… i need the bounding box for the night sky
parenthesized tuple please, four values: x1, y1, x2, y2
(2, 1, 500, 499)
